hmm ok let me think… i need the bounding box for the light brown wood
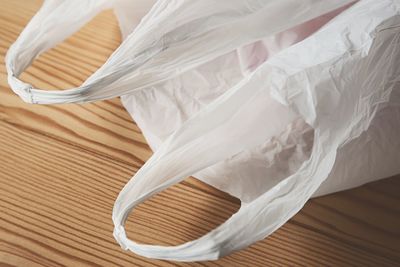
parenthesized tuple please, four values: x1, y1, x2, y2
(0, 0, 399, 266)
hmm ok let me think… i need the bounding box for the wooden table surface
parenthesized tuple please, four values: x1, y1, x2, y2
(0, 1, 399, 266)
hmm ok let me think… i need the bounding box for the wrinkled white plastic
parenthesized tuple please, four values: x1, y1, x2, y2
(6, 0, 400, 262)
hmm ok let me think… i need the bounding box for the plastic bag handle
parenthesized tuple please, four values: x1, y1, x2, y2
(111, 121, 336, 261)
(5, 0, 115, 104)
(112, 67, 303, 260)
(7, 0, 356, 105)
(112, 105, 339, 261)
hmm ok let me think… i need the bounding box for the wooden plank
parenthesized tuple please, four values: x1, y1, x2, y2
(0, 0, 399, 266)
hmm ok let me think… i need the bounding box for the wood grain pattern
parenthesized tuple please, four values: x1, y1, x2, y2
(0, 0, 399, 266)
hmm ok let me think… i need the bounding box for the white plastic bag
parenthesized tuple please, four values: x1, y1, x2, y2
(6, 0, 400, 261)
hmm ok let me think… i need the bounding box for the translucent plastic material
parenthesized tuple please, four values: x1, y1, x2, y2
(6, 0, 400, 261)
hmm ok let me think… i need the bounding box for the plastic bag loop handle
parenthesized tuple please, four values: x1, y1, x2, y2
(5, 0, 113, 104)
(111, 66, 303, 260)
(6, 0, 356, 105)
